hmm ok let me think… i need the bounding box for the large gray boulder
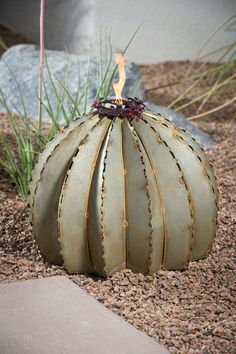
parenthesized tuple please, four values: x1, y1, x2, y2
(145, 102, 216, 148)
(0, 44, 144, 121)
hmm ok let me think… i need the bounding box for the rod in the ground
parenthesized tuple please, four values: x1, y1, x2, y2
(38, 0, 45, 143)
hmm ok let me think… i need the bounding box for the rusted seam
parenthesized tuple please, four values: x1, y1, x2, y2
(127, 120, 154, 274)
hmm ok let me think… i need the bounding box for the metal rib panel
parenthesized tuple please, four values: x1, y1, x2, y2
(29, 114, 93, 206)
(122, 120, 154, 273)
(58, 118, 111, 273)
(133, 119, 192, 270)
(32, 115, 99, 264)
(144, 110, 218, 202)
(102, 119, 127, 274)
(129, 121, 164, 273)
(87, 121, 113, 275)
(143, 113, 217, 260)
(88, 119, 126, 275)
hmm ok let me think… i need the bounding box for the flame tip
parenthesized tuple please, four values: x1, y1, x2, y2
(113, 53, 126, 104)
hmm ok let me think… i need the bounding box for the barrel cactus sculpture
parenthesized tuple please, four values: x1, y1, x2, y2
(29, 98, 218, 276)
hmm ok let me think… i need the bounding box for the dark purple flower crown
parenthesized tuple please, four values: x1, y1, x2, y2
(91, 97, 145, 120)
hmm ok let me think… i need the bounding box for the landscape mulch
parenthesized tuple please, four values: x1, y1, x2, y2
(0, 50, 235, 353)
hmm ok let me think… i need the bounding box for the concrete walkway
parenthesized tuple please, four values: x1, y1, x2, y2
(0, 276, 169, 354)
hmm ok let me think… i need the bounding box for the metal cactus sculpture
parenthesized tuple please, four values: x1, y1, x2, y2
(29, 96, 218, 276)
(29, 54, 217, 276)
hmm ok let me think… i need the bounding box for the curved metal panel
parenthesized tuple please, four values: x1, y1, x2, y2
(122, 120, 154, 273)
(142, 113, 217, 260)
(87, 122, 113, 274)
(28, 114, 94, 207)
(144, 110, 218, 202)
(129, 121, 164, 274)
(88, 119, 126, 275)
(133, 119, 192, 270)
(32, 115, 100, 264)
(58, 118, 111, 273)
(102, 119, 127, 274)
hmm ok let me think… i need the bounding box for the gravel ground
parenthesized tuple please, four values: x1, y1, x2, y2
(0, 61, 236, 353)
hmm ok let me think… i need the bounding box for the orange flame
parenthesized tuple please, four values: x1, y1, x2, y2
(113, 53, 126, 105)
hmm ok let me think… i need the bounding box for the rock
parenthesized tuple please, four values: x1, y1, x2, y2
(145, 102, 216, 148)
(0, 44, 144, 121)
